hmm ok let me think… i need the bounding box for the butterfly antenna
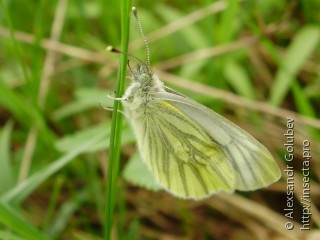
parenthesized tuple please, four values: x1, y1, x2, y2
(132, 7, 150, 67)
(107, 46, 146, 65)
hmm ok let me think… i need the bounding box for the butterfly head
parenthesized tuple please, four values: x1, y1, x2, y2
(131, 63, 153, 85)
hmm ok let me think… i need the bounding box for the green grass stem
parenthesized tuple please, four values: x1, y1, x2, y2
(104, 0, 132, 239)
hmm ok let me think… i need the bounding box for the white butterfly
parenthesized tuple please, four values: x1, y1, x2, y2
(110, 7, 281, 200)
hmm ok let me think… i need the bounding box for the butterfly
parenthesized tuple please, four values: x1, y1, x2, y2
(110, 7, 281, 200)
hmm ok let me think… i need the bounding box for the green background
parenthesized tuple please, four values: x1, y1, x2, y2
(0, 0, 319, 239)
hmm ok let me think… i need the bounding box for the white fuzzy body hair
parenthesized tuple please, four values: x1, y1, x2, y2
(121, 64, 164, 120)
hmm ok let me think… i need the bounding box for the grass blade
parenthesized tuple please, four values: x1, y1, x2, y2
(0, 0, 30, 82)
(0, 80, 53, 143)
(269, 26, 320, 106)
(0, 230, 26, 240)
(104, 0, 132, 239)
(0, 121, 15, 194)
(224, 60, 255, 99)
(2, 131, 106, 205)
(0, 200, 48, 240)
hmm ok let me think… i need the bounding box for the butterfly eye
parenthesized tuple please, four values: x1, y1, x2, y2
(138, 73, 151, 84)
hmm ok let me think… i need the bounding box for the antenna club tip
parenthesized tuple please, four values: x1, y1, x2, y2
(106, 46, 121, 54)
(106, 46, 114, 52)
(132, 6, 137, 15)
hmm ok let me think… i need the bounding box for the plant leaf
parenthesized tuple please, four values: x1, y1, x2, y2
(123, 153, 162, 191)
(269, 26, 320, 106)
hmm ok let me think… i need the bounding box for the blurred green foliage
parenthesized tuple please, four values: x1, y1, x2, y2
(0, 0, 319, 239)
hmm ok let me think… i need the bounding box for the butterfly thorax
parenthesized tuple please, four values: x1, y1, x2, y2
(121, 64, 164, 119)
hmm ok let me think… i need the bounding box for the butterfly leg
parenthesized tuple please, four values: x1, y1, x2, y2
(99, 102, 127, 116)
(107, 93, 126, 101)
(99, 102, 114, 111)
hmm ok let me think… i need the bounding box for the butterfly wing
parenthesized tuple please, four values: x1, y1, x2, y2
(154, 91, 281, 191)
(131, 100, 235, 199)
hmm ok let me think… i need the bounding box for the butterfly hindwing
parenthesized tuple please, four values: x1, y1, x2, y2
(131, 100, 235, 199)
